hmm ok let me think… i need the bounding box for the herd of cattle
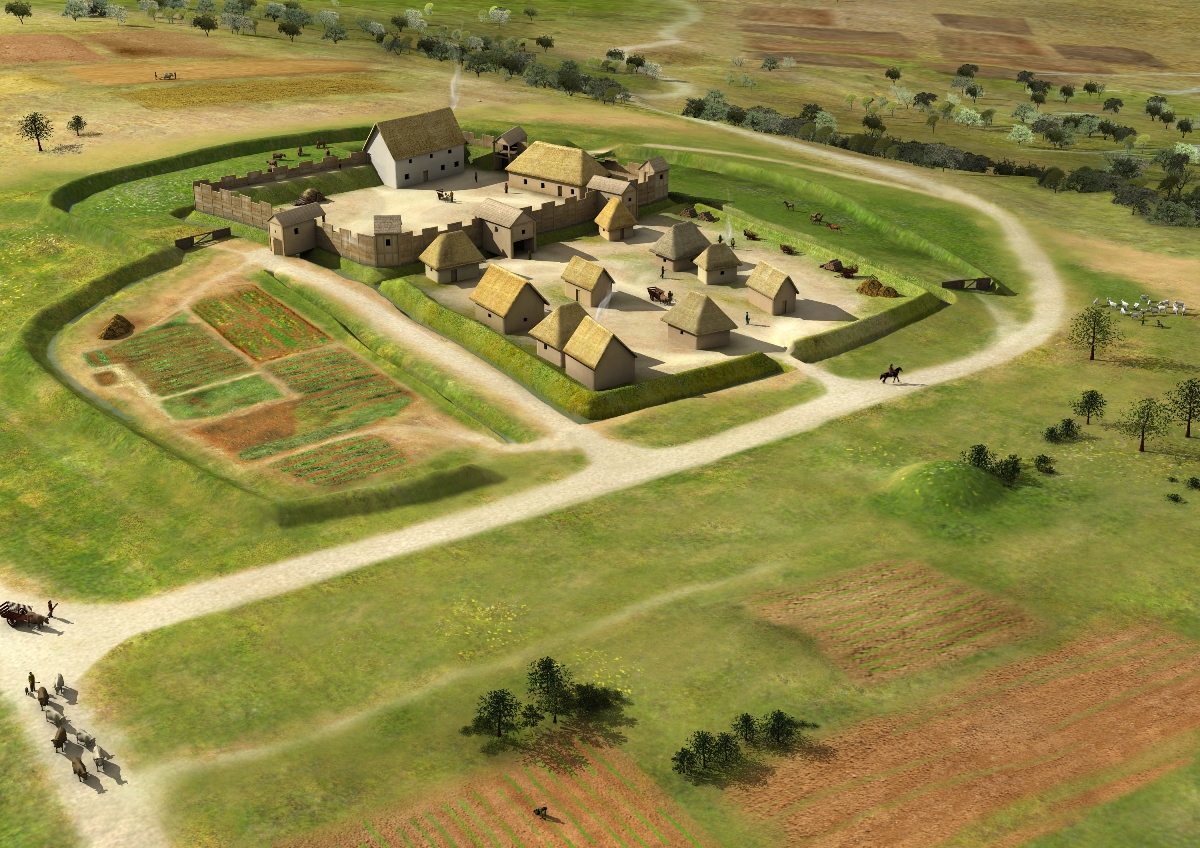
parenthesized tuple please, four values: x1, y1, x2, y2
(27, 671, 113, 786)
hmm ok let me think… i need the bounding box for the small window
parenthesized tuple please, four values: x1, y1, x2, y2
(429, 153, 434, 159)
(488, 312, 492, 318)
(541, 182, 545, 188)
(408, 158, 413, 164)
(524, 178, 528, 184)
(543, 343, 548, 350)
(524, 316, 528, 322)
(294, 227, 299, 234)
(659, 174, 664, 180)
(404, 174, 409, 180)
(447, 149, 451, 154)
(440, 164, 445, 171)
(571, 189, 575, 195)
(385, 238, 391, 246)
(454, 161, 459, 167)
(494, 226, 498, 232)
(521, 229, 525, 235)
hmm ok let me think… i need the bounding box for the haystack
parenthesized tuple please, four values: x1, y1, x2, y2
(99, 314, 133, 340)
(856, 277, 899, 298)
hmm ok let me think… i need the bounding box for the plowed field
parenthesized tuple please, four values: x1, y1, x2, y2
(754, 562, 1034, 682)
(193, 286, 328, 361)
(85, 321, 250, 395)
(735, 630, 1200, 847)
(271, 435, 405, 486)
(281, 742, 712, 848)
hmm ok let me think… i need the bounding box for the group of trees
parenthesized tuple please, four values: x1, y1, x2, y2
(16, 112, 88, 152)
(670, 710, 817, 782)
(961, 444, 1023, 485)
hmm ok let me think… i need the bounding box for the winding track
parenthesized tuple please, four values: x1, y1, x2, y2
(0, 136, 1065, 848)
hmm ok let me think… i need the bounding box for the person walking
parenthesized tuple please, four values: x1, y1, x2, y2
(504, 183, 509, 194)
(745, 311, 750, 326)
(718, 234, 723, 244)
(27, 671, 35, 694)
(47, 600, 56, 619)
(660, 266, 665, 279)
(730, 237, 736, 248)
(474, 171, 478, 183)
(667, 290, 673, 304)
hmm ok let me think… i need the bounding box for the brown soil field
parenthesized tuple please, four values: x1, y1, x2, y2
(69, 59, 372, 85)
(280, 740, 714, 848)
(744, 6, 837, 26)
(936, 31, 1048, 58)
(83, 30, 237, 59)
(197, 399, 299, 454)
(933, 14, 1034, 35)
(1053, 44, 1165, 66)
(753, 562, 1035, 683)
(1057, 233, 1200, 302)
(94, 371, 118, 386)
(738, 24, 911, 45)
(735, 630, 1200, 848)
(0, 34, 102, 64)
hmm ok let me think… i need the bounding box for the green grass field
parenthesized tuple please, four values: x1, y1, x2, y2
(160, 375, 283, 420)
(0, 699, 76, 848)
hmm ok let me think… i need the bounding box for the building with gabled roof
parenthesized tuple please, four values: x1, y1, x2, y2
(695, 242, 742, 284)
(746, 262, 799, 314)
(505, 141, 610, 199)
(269, 204, 326, 256)
(650, 222, 711, 272)
(529, 302, 588, 366)
(469, 264, 548, 334)
(586, 175, 638, 219)
(563, 316, 636, 390)
(419, 230, 485, 283)
(364, 108, 467, 188)
(492, 126, 528, 170)
(661, 291, 737, 349)
(560, 256, 614, 307)
(595, 197, 638, 242)
(475, 198, 537, 259)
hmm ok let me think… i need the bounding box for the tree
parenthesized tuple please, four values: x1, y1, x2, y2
(713, 732, 742, 767)
(1008, 124, 1034, 146)
(1103, 97, 1123, 113)
(962, 444, 995, 471)
(464, 51, 490, 75)
(1114, 398, 1172, 452)
(1016, 70, 1035, 84)
(282, 5, 310, 28)
(277, 18, 299, 39)
(321, 22, 346, 41)
(925, 112, 939, 134)
(885, 66, 901, 81)
(526, 657, 572, 724)
(862, 114, 885, 136)
(1011, 103, 1037, 124)
(1179, 118, 1195, 138)
(964, 82, 983, 103)
(111, 3, 126, 22)
(1167, 379, 1200, 437)
(314, 8, 337, 27)
(534, 33, 552, 51)
(605, 47, 624, 62)
(760, 710, 817, 749)
(1059, 83, 1075, 103)
(523, 6, 535, 20)
(731, 713, 758, 745)
(1067, 305, 1122, 361)
(625, 53, 645, 73)
(1071, 389, 1107, 424)
(263, 0, 282, 17)
(66, 115, 87, 136)
(197, 0, 215, 10)
(913, 91, 937, 112)
(556, 58, 582, 94)
(689, 730, 716, 770)
(192, 11, 216, 31)
(474, 689, 523, 738)
(1083, 80, 1099, 97)
(1160, 110, 1176, 129)
(5, 1, 32, 22)
(956, 63, 978, 78)
(671, 746, 697, 775)
(1031, 91, 1046, 109)
(17, 112, 52, 152)
(487, 5, 509, 28)
(761, 56, 779, 71)
(61, 0, 88, 18)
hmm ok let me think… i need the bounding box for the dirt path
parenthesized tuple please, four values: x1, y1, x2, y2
(0, 137, 1063, 848)
(618, 0, 701, 52)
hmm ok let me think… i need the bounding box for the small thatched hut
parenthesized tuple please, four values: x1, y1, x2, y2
(560, 256, 614, 307)
(694, 242, 742, 284)
(661, 291, 737, 349)
(419, 230, 486, 283)
(469, 265, 548, 334)
(530, 302, 589, 366)
(746, 262, 799, 314)
(649, 222, 711, 272)
(594, 197, 638, 241)
(563, 316, 636, 390)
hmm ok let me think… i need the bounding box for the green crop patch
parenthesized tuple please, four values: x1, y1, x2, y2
(161, 375, 283, 420)
(271, 436, 406, 486)
(85, 322, 251, 396)
(192, 286, 329, 362)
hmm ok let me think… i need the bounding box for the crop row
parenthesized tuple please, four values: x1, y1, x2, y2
(193, 286, 328, 362)
(86, 322, 250, 395)
(271, 435, 405, 486)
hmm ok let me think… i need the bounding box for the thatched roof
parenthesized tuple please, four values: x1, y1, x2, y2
(470, 265, 548, 315)
(419, 230, 484, 270)
(595, 197, 638, 231)
(530, 302, 588, 349)
(506, 141, 609, 187)
(650, 222, 710, 261)
(587, 175, 634, 195)
(560, 256, 611, 292)
(746, 263, 797, 298)
(639, 156, 670, 174)
(475, 198, 533, 228)
(270, 204, 326, 226)
(695, 242, 741, 270)
(367, 109, 465, 161)
(662, 292, 737, 335)
(564, 316, 635, 369)
(371, 214, 404, 234)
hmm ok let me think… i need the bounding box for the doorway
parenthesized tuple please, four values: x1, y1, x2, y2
(450, 268, 459, 283)
(423, 170, 429, 182)
(557, 185, 563, 197)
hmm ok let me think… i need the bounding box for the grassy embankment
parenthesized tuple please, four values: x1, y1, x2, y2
(93, 255, 1200, 847)
(0, 699, 76, 848)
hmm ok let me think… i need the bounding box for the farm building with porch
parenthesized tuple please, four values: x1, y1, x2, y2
(563, 316, 636, 390)
(662, 292, 737, 350)
(530, 302, 588, 367)
(419, 230, 485, 283)
(695, 243, 742, 284)
(595, 197, 638, 241)
(476, 198, 537, 259)
(269, 204, 326, 256)
(650, 222, 711, 272)
(560, 256, 614, 307)
(470, 265, 549, 334)
(491, 126, 529, 170)
(746, 263, 799, 314)
(364, 108, 467, 188)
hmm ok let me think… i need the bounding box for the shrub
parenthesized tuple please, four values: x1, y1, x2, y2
(1187, 477, 1200, 490)
(1043, 425, 1061, 443)
(1034, 454, 1055, 474)
(1057, 418, 1080, 440)
(962, 444, 995, 471)
(1166, 493, 1185, 503)
(992, 454, 1022, 485)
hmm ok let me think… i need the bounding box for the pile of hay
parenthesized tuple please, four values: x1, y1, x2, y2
(293, 188, 327, 206)
(856, 277, 899, 298)
(98, 314, 133, 340)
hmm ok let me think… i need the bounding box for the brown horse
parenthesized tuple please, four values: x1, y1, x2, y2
(880, 366, 903, 384)
(828, 223, 843, 233)
(783, 200, 795, 211)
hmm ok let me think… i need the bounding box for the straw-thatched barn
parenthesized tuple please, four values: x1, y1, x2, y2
(269, 204, 326, 256)
(419, 230, 485, 283)
(560, 256, 614, 307)
(695, 242, 742, 284)
(529, 302, 588, 366)
(364, 109, 467, 188)
(650, 222, 711, 272)
(594, 197, 638, 241)
(492, 126, 528, 170)
(505, 141, 610, 198)
(662, 291, 737, 349)
(746, 263, 799, 315)
(586, 175, 638, 215)
(470, 265, 549, 334)
(563, 316, 636, 390)
(476, 198, 537, 259)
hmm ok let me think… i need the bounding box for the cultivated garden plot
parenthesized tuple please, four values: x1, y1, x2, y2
(733, 630, 1200, 847)
(753, 561, 1035, 682)
(192, 285, 329, 361)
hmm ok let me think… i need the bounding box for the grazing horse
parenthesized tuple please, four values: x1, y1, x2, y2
(810, 212, 824, 224)
(71, 757, 89, 783)
(827, 223, 843, 233)
(783, 200, 795, 211)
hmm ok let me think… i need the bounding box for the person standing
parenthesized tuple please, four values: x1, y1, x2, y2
(660, 266, 665, 279)
(745, 311, 750, 326)
(47, 600, 56, 619)
(474, 171, 478, 183)
(27, 671, 35, 694)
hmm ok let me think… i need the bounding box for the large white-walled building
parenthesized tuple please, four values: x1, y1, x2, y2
(364, 108, 467, 189)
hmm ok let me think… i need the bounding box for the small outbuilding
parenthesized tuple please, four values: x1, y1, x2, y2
(269, 204, 326, 256)
(694, 242, 742, 284)
(746, 263, 799, 315)
(586, 175, 638, 216)
(563, 316, 636, 390)
(661, 291, 737, 350)
(529, 302, 588, 366)
(650, 222, 711, 272)
(594, 197, 638, 241)
(475, 198, 537, 259)
(470, 265, 549, 334)
(419, 230, 486, 283)
(560, 256, 614, 307)
(492, 126, 528, 170)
